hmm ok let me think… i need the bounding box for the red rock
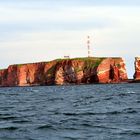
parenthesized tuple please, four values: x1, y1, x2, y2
(114, 58, 128, 80)
(0, 69, 8, 86)
(97, 58, 114, 83)
(113, 65, 119, 82)
(134, 57, 140, 80)
(55, 60, 77, 85)
(7, 65, 18, 86)
(17, 63, 45, 86)
(96, 58, 127, 83)
(44, 61, 57, 85)
(0, 57, 128, 87)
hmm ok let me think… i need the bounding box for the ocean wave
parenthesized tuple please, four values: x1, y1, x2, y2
(0, 126, 18, 131)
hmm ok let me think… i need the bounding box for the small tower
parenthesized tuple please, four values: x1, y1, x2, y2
(87, 36, 91, 57)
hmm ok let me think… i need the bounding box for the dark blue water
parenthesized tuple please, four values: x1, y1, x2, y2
(0, 84, 140, 140)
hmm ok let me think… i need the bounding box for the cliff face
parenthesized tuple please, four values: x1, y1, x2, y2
(17, 63, 46, 86)
(96, 58, 127, 83)
(134, 57, 140, 80)
(0, 57, 128, 87)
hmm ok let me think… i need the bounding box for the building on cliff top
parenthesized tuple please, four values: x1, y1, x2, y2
(64, 55, 70, 59)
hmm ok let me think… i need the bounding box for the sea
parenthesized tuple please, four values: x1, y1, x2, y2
(0, 83, 140, 140)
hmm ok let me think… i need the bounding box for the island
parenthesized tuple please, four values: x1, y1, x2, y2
(0, 57, 131, 87)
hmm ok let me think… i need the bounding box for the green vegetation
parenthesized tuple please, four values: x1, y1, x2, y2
(17, 64, 24, 67)
(54, 57, 105, 62)
(71, 57, 105, 61)
(74, 67, 83, 72)
(72, 57, 105, 72)
(115, 63, 121, 68)
(46, 57, 105, 74)
(47, 65, 56, 75)
(84, 59, 103, 70)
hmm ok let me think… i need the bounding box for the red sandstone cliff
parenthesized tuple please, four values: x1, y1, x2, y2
(0, 57, 128, 87)
(96, 58, 127, 83)
(134, 57, 140, 80)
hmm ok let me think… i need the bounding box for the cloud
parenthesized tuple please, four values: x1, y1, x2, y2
(0, 0, 140, 7)
(0, 6, 124, 37)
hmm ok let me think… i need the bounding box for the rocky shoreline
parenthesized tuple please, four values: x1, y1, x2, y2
(0, 57, 139, 87)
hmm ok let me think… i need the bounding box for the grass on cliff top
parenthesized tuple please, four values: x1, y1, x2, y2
(17, 64, 24, 67)
(55, 57, 105, 62)
(15, 57, 122, 66)
(5, 57, 122, 69)
(14, 57, 106, 69)
(55, 57, 121, 61)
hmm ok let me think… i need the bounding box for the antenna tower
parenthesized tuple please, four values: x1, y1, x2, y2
(87, 36, 91, 57)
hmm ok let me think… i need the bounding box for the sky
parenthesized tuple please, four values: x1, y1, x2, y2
(0, 0, 140, 78)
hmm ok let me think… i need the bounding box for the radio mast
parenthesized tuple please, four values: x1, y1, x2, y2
(87, 36, 91, 57)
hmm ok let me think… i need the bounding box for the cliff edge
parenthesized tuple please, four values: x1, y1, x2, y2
(0, 57, 128, 87)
